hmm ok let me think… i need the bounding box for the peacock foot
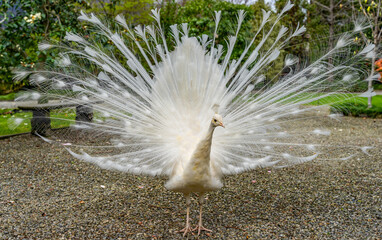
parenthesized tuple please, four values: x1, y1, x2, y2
(177, 225, 194, 237)
(193, 225, 212, 235)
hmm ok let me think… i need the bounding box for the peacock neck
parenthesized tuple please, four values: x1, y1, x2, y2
(189, 123, 216, 166)
(204, 124, 216, 146)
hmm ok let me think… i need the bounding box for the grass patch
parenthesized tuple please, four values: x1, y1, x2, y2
(0, 93, 15, 101)
(261, 92, 382, 107)
(1, 93, 381, 136)
(303, 93, 382, 118)
(51, 108, 77, 129)
(330, 95, 382, 118)
(0, 108, 76, 136)
(0, 109, 31, 135)
(306, 93, 359, 106)
(304, 93, 382, 107)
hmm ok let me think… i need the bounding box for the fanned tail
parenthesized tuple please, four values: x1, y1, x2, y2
(12, 2, 374, 176)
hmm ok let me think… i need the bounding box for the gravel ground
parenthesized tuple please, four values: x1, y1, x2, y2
(1, 116, 381, 239)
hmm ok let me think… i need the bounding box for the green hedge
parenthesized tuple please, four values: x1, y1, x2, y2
(331, 102, 382, 118)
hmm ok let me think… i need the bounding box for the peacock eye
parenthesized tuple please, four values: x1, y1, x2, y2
(214, 119, 217, 122)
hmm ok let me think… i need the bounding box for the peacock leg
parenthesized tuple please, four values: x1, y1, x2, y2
(177, 193, 193, 236)
(193, 193, 212, 235)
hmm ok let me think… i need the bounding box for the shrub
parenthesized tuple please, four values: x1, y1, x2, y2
(0, 0, 88, 95)
(331, 102, 382, 118)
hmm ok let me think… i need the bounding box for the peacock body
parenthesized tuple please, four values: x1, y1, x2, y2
(13, 1, 375, 236)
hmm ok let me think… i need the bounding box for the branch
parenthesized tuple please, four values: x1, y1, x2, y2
(0, 13, 6, 24)
(358, 0, 373, 24)
(359, 30, 369, 43)
(350, 1, 358, 22)
(376, 0, 381, 30)
(99, 1, 110, 18)
(377, 30, 382, 44)
(312, 0, 330, 11)
(334, 11, 350, 18)
(371, 0, 381, 45)
(334, 0, 345, 8)
(54, 13, 62, 26)
(43, 3, 50, 36)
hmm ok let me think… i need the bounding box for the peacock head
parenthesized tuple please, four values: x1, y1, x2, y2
(211, 114, 224, 128)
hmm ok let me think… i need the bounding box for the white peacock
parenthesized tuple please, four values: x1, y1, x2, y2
(14, 1, 374, 236)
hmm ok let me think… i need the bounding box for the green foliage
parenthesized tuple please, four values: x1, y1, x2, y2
(0, 0, 372, 96)
(307, 1, 353, 43)
(85, 0, 154, 25)
(374, 82, 382, 90)
(0, 0, 88, 95)
(0, 108, 76, 136)
(160, 0, 255, 58)
(276, 0, 309, 58)
(0, 0, 157, 96)
(0, 92, 14, 101)
(304, 3, 329, 43)
(305, 1, 360, 63)
(159, 0, 182, 43)
(0, 109, 31, 135)
(331, 101, 382, 118)
(356, 0, 382, 43)
(307, 93, 361, 106)
(330, 95, 382, 118)
(159, 0, 285, 82)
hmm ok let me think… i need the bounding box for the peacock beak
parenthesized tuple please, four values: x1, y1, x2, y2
(220, 122, 225, 128)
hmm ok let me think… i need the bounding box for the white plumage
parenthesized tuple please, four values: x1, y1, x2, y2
(15, 1, 373, 236)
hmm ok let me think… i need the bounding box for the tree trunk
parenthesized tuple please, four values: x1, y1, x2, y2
(328, 0, 334, 82)
(369, 54, 374, 109)
(328, 0, 334, 50)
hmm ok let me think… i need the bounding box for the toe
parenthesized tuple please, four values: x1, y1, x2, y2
(193, 225, 212, 235)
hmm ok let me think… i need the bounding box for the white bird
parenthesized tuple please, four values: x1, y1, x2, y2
(14, 1, 373, 236)
(165, 113, 224, 234)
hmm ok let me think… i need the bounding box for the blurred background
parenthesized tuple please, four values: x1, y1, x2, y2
(0, 0, 381, 136)
(1, 0, 381, 94)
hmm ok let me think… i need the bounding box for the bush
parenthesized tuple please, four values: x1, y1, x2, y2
(331, 102, 382, 118)
(374, 82, 382, 90)
(0, 92, 15, 101)
(0, 0, 88, 95)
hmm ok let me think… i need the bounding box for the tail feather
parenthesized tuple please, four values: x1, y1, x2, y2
(12, 5, 374, 176)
